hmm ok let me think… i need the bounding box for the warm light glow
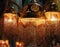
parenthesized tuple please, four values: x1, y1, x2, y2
(35, 18, 45, 26)
(50, 16, 57, 21)
(45, 12, 59, 19)
(8, 18, 13, 22)
(0, 40, 9, 47)
(5, 40, 9, 45)
(4, 13, 17, 24)
(2, 40, 5, 44)
(18, 18, 45, 26)
(19, 43, 22, 46)
(16, 42, 19, 45)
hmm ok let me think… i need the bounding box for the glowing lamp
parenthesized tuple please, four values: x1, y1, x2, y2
(8, 18, 13, 23)
(19, 42, 24, 47)
(45, 12, 59, 20)
(18, 18, 46, 38)
(45, 12, 59, 36)
(51, 16, 57, 21)
(4, 13, 18, 37)
(4, 13, 17, 24)
(16, 42, 19, 45)
(16, 42, 20, 47)
(2, 40, 5, 44)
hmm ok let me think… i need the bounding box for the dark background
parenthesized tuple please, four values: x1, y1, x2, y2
(0, 0, 6, 17)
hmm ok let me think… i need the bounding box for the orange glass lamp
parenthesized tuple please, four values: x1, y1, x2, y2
(4, 13, 17, 24)
(16, 42, 20, 47)
(19, 42, 24, 47)
(45, 12, 60, 20)
(45, 12, 59, 24)
(16, 42, 24, 47)
(4, 13, 17, 37)
(0, 40, 9, 47)
(18, 17, 46, 39)
(18, 17, 45, 26)
(45, 12, 60, 35)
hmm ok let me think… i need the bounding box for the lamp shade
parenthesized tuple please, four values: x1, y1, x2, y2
(45, 12, 60, 19)
(4, 13, 18, 39)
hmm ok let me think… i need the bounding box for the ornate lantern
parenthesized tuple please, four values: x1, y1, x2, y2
(45, 12, 60, 35)
(4, 13, 17, 39)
